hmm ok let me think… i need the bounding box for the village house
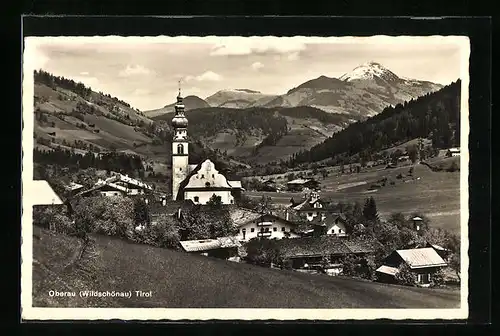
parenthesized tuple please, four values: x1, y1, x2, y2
(275, 236, 380, 276)
(286, 178, 320, 192)
(75, 172, 153, 198)
(30, 180, 72, 231)
(260, 179, 278, 192)
(170, 89, 243, 205)
(375, 247, 448, 287)
(179, 236, 242, 261)
(230, 207, 301, 242)
(446, 147, 460, 157)
(289, 192, 333, 222)
(306, 213, 349, 237)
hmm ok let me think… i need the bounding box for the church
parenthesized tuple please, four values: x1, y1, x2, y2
(170, 89, 243, 205)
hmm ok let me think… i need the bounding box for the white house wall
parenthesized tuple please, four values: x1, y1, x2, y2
(184, 190, 234, 205)
(235, 218, 300, 242)
(326, 222, 348, 236)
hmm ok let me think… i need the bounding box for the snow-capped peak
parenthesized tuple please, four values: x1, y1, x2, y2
(339, 61, 400, 82)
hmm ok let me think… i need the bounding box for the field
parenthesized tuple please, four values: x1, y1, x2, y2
(32, 226, 460, 308)
(246, 161, 462, 235)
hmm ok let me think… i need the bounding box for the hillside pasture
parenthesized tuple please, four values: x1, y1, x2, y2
(32, 226, 460, 309)
(246, 163, 461, 235)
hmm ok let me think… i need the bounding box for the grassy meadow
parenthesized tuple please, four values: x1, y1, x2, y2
(32, 226, 460, 309)
(246, 160, 462, 235)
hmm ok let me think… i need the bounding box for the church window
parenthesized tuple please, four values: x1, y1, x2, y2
(251, 228, 255, 232)
(179, 167, 182, 171)
(201, 174, 205, 178)
(282, 227, 286, 232)
(212, 174, 215, 178)
(273, 227, 277, 232)
(194, 196, 199, 203)
(205, 182, 211, 188)
(177, 144, 184, 154)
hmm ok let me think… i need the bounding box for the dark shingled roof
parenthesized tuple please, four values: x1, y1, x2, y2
(275, 236, 380, 259)
(148, 200, 195, 216)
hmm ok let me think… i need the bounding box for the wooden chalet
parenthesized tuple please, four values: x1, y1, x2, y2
(375, 247, 448, 287)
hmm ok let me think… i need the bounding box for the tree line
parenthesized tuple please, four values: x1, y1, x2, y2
(33, 147, 145, 177)
(287, 80, 461, 167)
(35, 69, 92, 98)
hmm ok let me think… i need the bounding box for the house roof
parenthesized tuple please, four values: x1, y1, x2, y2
(275, 236, 379, 259)
(343, 237, 383, 254)
(396, 247, 448, 269)
(276, 236, 352, 258)
(375, 265, 399, 276)
(287, 178, 312, 185)
(229, 207, 263, 227)
(30, 180, 64, 205)
(228, 180, 244, 190)
(448, 147, 460, 152)
(180, 237, 241, 252)
(149, 200, 194, 216)
(65, 182, 84, 191)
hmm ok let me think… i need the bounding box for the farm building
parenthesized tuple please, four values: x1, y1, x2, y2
(230, 207, 301, 242)
(170, 91, 243, 204)
(286, 178, 320, 192)
(375, 247, 448, 287)
(446, 147, 460, 157)
(75, 172, 153, 198)
(275, 236, 380, 275)
(179, 236, 242, 261)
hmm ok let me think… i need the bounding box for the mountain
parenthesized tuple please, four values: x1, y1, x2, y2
(264, 62, 443, 118)
(32, 70, 240, 177)
(143, 95, 210, 118)
(205, 89, 279, 109)
(288, 79, 461, 167)
(153, 106, 352, 164)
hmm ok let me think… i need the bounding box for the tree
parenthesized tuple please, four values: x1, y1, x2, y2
(407, 144, 419, 163)
(363, 197, 379, 222)
(133, 198, 151, 227)
(245, 238, 281, 267)
(133, 215, 180, 249)
(257, 195, 272, 214)
(395, 262, 417, 286)
(179, 204, 236, 240)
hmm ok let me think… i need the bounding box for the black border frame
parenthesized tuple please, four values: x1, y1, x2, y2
(18, 16, 491, 329)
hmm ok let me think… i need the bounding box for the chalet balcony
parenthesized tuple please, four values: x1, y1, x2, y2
(256, 222, 273, 226)
(257, 232, 272, 238)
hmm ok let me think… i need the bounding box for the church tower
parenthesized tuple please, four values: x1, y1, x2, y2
(171, 82, 189, 200)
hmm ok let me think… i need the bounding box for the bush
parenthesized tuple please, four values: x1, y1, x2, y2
(395, 263, 417, 286)
(245, 238, 281, 267)
(133, 217, 180, 249)
(431, 268, 446, 287)
(33, 206, 74, 234)
(446, 161, 459, 172)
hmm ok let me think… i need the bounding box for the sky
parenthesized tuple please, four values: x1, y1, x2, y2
(26, 36, 467, 111)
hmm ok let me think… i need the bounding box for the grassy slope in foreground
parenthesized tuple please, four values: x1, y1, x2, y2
(32, 227, 460, 309)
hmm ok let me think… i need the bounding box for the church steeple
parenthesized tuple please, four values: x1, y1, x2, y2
(171, 80, 188, 131)
(171, 80, 189, 201)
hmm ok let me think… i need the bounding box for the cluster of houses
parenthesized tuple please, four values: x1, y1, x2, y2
(29, 90, 453, 288)
(258, 178, 321, 192)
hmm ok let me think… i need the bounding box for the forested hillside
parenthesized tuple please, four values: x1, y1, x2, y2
(287, 80, 461, 167)
(153, 105, 351, 164)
